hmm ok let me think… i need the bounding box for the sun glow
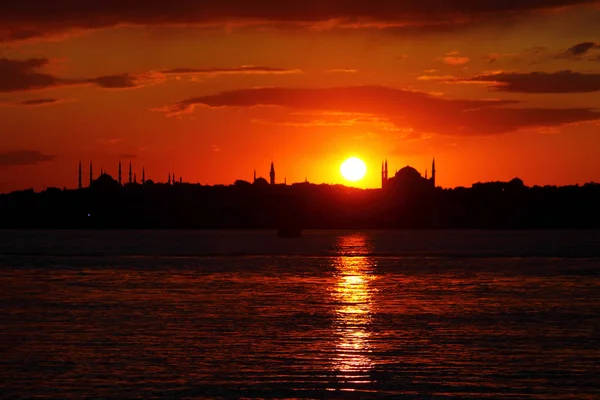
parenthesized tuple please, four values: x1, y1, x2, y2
(340, 157, 367, 182)
(330, 233, 376, 380)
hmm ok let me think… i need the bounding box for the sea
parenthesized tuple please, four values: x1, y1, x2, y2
(1, 230, 599, 399)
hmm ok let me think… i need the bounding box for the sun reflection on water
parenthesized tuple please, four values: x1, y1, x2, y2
(330, 233, 377, 383)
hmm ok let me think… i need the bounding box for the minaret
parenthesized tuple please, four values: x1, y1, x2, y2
(118, 161, 122, 186)
(128, 162, 132, 184)
(270, 162, 275, 185)
(142, 167, 145, 184)
(172, 173, 176, 185)
(381, 159, 389, 189)
(89, 162, 93, 187)
(431, 158, 436, 188)
(385, 159, 388, 181)
(78, 161, 82, 189)
(253, 169, 256, 182)
(168, 173, 171, 185)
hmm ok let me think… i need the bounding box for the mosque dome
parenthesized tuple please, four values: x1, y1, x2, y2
(91, 173, 120, 191)
(252, 177, 269, 186)
(509, 177, 525, 187)
(394, 165, 422, 181)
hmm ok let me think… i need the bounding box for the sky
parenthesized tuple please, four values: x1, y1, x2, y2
(0, 1, 599, 192)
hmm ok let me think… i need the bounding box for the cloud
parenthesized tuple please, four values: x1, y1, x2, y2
(324, 68, 358, 74)
(0, 58, 70, 92)
(442, 52, 470, 66)
(87, 67, 301, 88)
(564, 42, 599, 56)
(417, 74, 462, 82)
(252, 111, 399, 130)
(466, 70, 600, 93)
(557, 41, 600, 59)
(160, 66, 301, 75)
(159, 85, 600, 135)
(89, 74, 139, 89)
(0, 58, 144, 92)
(0, 150, 56, 167)
(18, 98, 62, 106)
(88, 71, 167, 89)
(0, 98, 68, 107)
(0, 0, 596, 42)
(0, 58, 299, 92)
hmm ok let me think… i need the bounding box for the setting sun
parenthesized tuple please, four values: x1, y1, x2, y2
(341, 158, 367, 182)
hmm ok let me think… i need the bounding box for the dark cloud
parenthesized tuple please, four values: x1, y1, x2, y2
(161, 66, 301, 75)
(19, 98, 62, 106)
(0, 98, 65, 107)
(0, 150, 56, 167)
(159, 86, 600, 135)
(88, 67, 300, 88)
(0, 58, 145, 91)
(89, 74, 140, 89)
(0, 0, 596, 41)
(558, 41, 600, 58)
(467, 70, 600, 93)
(0, 58, 68, 92)
(163, 85, 513, 114)
(0, 58, 297, 91)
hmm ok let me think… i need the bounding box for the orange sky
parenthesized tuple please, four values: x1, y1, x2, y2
(0, 1, 599, 192)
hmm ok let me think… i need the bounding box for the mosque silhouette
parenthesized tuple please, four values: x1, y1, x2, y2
(79, 158, 437, 191)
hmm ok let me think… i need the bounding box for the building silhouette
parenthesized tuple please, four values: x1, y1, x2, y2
(270, 162, 276, 185)
(76, 158, 438, 191)
(381, 159, 388, 189)
(3, 157, 596, 229)
(253, 162, 278, 185)
(78, 161, 154, 188)
(382, 158, 436, 190)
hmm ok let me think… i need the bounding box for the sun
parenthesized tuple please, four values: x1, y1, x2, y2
(341, 157, 367, 182)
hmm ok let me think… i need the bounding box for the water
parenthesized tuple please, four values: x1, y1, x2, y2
(1, 230, 599, 399)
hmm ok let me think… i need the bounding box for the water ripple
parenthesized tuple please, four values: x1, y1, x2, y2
(1, 231, 599, 399)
